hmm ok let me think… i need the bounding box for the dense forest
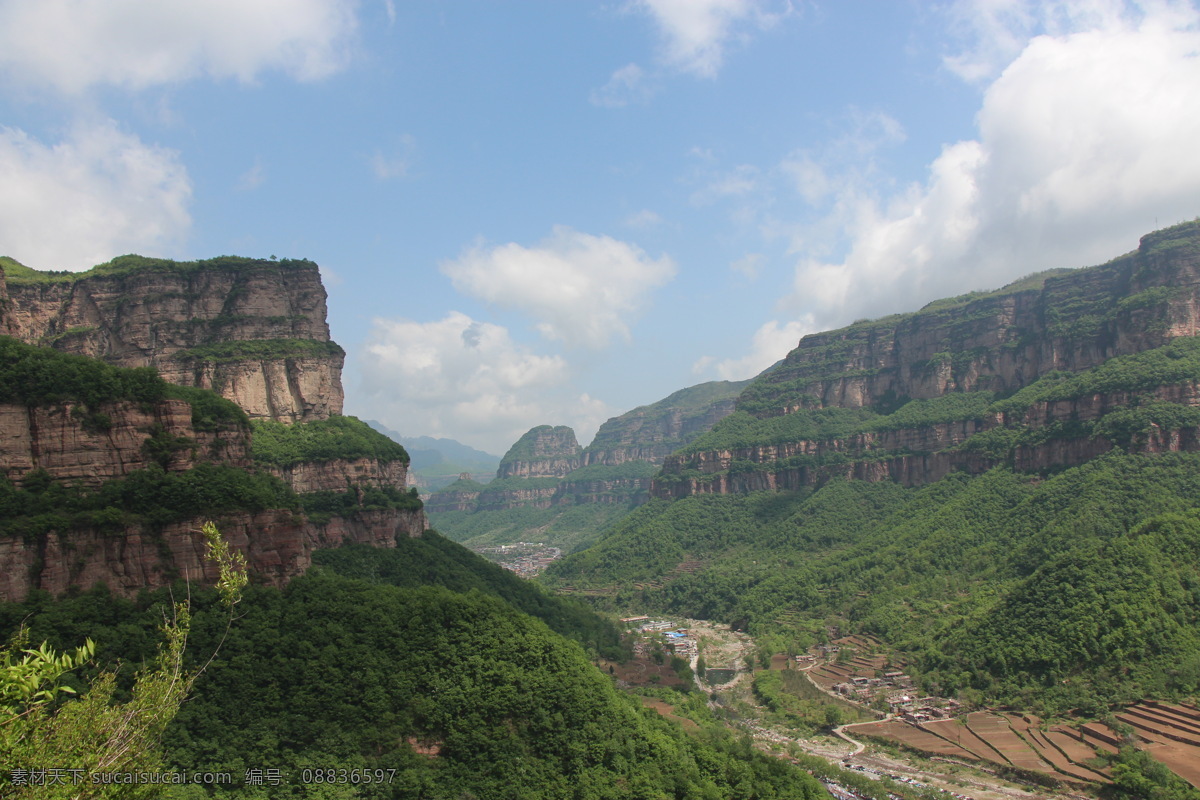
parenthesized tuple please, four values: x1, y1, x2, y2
(545, 451, 1200, 714)
(0, 540, 828, 799)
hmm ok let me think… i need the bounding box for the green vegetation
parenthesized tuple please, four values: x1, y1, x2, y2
(314, 534, 624, 658)
(0, 335, 247, 432)
(0, 464, 298, 537)
(0, 551, 827, 799)
(299, 485, 421, 524)
(499, 425, 579, 465)
(0, 254, 317, 285)
(751, 670, 863, 733)
(0, 522, 245, 800)
(172, 339, 344, 364)
(562, 461, 660, 482)
(250, 416, 409, 467)
(429, 502, 634, 552)
(545, 452, 1200, 714)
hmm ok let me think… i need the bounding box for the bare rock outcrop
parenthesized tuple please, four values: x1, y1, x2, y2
(655, 222, 1200, 499)
(2, 256, 343, 423)
(264, 457, 409, 495)
(0, 399, 248, 488)
(497, 425, 582, 479)
(0, 507, 424, 601)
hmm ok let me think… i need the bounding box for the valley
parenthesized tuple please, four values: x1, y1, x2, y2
(4, 222, 1200, 799)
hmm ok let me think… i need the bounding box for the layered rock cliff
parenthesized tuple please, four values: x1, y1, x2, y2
(738, 225, 1200, 417)
(497, 425, 582, 479)
(0, 398, 248, 488)
(0, 255, 343, 423)
(583, 381, 747, 466)
(0, 507, 422, 601)
(427, 383, 742, 520)
(0, 257, 422, 601)
(655, 221, 1200, 499)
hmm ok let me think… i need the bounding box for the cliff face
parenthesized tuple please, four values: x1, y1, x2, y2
(583, 381, 745, 466)
(497, 425, 582, 479)
(428, 384, 741, 519)
(740, 228, 1200, 417)
(0, 398, 249, 487)
(0, 256, 423, 601)
(0, 507, 424, 601)
(3, 257, 343, 423)
(655, 222, 1200, 500)
(264, 457, 409, 495)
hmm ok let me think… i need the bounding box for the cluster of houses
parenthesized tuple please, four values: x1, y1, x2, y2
(830, 674, 961, 719)
(476, 542, 561, 577)
(621, 617, 698, 659)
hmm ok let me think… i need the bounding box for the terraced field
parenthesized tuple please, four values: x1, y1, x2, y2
(846, 702, 1200, 790)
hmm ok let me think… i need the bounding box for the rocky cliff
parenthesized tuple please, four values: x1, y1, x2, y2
(0, 398, 248, 488)
(428, 383, 741, 520)
(738, 226, 1200, 417)
(583, 381, 746, 466)
(0, 507, 423, 601)
(655, 222, 1200, 499)
(0, 255, 343, 423)
(497, 425, 582, 479)
(0, 257, 422, 601)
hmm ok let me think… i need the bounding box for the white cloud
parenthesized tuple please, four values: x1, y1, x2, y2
(0, 0, 359, 94)
(590, 63, 657, 107)
(0, 120, 191, 270)
(782, 4, 1200, 329)
(691, 163, 761, 205)
(236, 159, 265, 191)
(698, 317, 815, 381)
(730, 253, 763, 280)
(440, 226, 677, 349)
(371, 134, 416, 180)
(358, 312, 614, 453)
(941, 0, 1169, 82)
(628, 0, 793, 78)
(624, 208, 665, 229)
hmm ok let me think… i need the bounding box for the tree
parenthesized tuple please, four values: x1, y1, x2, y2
(0, 522, 245, 799)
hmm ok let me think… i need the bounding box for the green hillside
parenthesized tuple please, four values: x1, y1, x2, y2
(544, 452, 1200, 714)
(0, 543, 827, 800)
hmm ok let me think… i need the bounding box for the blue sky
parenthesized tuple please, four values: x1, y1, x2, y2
(2, 1, 1199, 454)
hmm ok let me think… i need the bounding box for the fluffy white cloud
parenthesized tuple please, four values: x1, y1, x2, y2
(0, 121, 191, 270)
(783, 4, 1200, 328)
(590, 63, 657, 108)
(0, 0, 358, 93)
(440, 226, 676, 349)
(629, 0, 791, 77)
(696, 317, 814, 381)
(357, 312, 614, 454)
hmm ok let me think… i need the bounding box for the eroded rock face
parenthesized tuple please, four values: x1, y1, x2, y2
(584, 397, 740, 467)
(265, 457, 409, 494)
(0, 399, 249, 488)
(497, 425, 582, 479)
(3, 258, 343, 423)
(653, 225, 1200, 500)
(742, 228, 1200, 418)
(0, 507, 424, 602)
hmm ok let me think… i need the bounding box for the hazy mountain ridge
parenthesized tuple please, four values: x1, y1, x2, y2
(426, 382, 746, 547)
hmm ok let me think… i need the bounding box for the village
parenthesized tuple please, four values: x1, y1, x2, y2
(473, 542, 562, 577)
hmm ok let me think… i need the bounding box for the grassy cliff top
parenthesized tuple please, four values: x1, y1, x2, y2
(0, 254, 317, 284)
(250, 415, 409, 467)
(0, 335, 247, 430)
(499, 424, 580, 464)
